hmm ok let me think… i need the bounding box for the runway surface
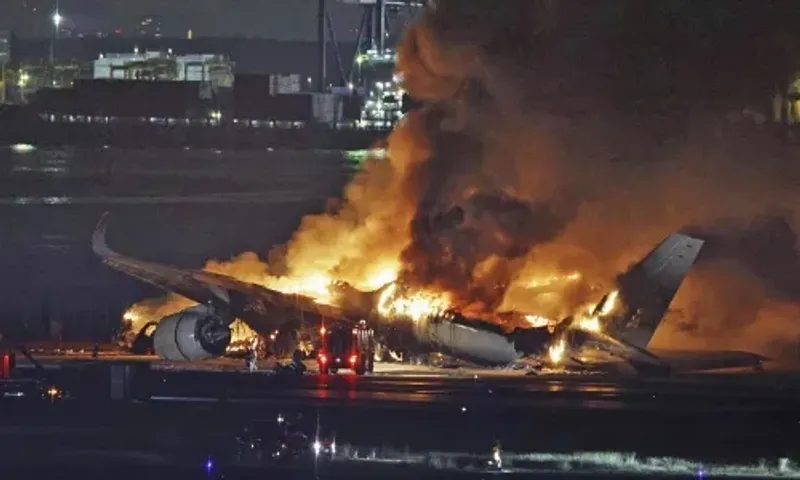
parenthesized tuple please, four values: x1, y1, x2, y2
(5, 352, 800, 475)
(15, 352, 800, 412)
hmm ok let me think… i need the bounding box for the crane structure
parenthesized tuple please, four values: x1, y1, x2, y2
(317, 0, 426, 128)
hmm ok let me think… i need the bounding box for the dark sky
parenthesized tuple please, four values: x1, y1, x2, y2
(0, 0, 375, 39)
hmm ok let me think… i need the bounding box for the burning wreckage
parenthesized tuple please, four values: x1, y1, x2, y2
(94, 213, 765, 376)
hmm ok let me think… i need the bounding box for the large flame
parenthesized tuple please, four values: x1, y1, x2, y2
(575, 289, 619, 334)
(376, 282, 451, 323)
(548, 338, 566, 364)
(544, 289, 620, 366)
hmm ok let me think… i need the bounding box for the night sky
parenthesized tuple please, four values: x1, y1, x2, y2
(0, 0, 370, 39)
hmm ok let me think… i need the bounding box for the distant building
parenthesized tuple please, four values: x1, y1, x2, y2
(137, 15, 162, 38)
(93, 50, 234, 91)
(14, 59, 91, 103)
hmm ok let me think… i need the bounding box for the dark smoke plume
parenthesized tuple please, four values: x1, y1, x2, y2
(395, 1, 575, 314)
(391, 0, 800, 358)
(687, 216, 800, 303)
(402, 190, 570, 313)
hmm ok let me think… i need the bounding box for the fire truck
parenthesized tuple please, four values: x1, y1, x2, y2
(317, 320, 375, 375)
(0, 351, 14, 379)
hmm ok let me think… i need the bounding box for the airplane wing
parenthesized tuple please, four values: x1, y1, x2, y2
(92, 213, 348, 334)
(92, 212, 230, 306)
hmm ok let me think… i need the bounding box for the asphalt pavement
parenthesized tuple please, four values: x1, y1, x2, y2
(14, 353, 800, 412)
(5, 353, 800, 476)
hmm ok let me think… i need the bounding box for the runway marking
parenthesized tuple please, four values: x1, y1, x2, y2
(149, 396, 219, 403)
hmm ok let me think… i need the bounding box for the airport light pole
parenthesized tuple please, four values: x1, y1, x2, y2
(50, 8, 63, 65)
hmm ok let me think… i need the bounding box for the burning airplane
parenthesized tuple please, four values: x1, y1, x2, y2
(94, 1, 800, 373)
(94, 215, 764, 375)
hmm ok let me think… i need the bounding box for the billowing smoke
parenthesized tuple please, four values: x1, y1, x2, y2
(387, 0, 800, 357)
(392, 1, 578, 316)
(656, 218, 800, 359)
(125, 1, 800, 360)
(400, 190, 570, 315)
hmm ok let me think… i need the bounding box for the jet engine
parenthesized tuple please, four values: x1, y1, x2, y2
(152, 305, 232, 361)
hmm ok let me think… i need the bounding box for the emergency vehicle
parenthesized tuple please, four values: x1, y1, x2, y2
(317, 320, 375, 375)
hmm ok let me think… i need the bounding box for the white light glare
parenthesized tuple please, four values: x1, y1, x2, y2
(11, 143, 35, 154)
(52, 12, 63, 26)
(313, 440, 321, 456)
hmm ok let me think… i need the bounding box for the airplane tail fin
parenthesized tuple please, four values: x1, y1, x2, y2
(607, 233, 704, 350)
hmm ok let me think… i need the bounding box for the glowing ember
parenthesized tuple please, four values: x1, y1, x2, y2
(122, 310, 138, 324)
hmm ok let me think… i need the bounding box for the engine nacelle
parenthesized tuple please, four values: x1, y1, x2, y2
(152, 305, 232, 361)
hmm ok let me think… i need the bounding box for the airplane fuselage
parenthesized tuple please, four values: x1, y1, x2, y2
(93, 215, 767, 375)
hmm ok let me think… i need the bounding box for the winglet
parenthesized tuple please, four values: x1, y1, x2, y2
(92, 212, 113, 258)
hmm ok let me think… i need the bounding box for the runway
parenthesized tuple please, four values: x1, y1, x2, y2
(4, 351, 799, 474)
(15, 352, 800, 412)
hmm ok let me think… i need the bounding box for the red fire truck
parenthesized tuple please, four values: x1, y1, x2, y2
(317, 320, 374, 375)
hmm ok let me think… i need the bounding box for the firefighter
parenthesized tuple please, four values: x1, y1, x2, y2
(245, 347, 257, 372)
(291, 349, 306, 374)
(491, 440, 502, 469)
